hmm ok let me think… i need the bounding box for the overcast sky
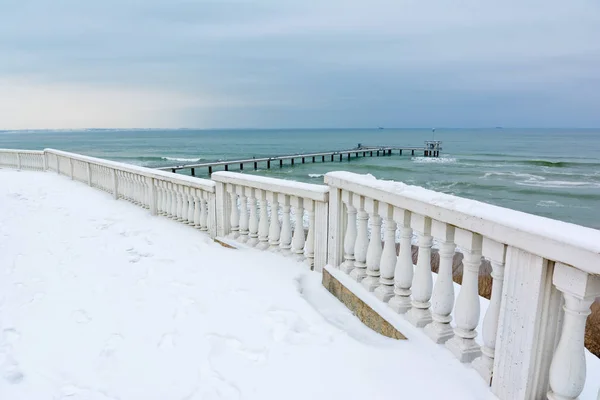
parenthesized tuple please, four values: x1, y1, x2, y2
(1, 0, 599, 129)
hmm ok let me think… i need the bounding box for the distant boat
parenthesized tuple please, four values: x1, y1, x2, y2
(378, 126, 384, 130)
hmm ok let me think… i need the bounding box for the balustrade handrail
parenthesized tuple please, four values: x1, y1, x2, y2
(212, 171, 328, 202)
(45, 149, 215, 192)
(325, 171, 600, 275)
(0, 148, 44, 154)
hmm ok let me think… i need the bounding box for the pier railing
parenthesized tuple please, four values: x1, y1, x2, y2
(0, 148, 598, 400)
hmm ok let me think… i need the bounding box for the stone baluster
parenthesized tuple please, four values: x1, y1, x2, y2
(340, 190, 357, 273)
(187, 188, 195, 224)
(304, 199, 315, 268)
(237, 186, 249, 243)
(290, 197, 305, 260)
(267, 192, 281, 251)
(279, 195, 292, 254)
(349, 195, 368, 282)
(169, 183, 177, 218)
(174, 185, 182, 220)
(193, 190, 201, 229)
(547, 263, 600, 400)
(472, 238, 507, 384)
(424, 221, 456, 343)
(406, 215, 433, 327)
(181, 186, 190, 222)
(247, 189, 259, 247)
(389, 209, 413, 314)
(183, 186, 194, 225)
(155, 181, 163, 214)
(362, 199, 383, 291)
(159, 181, 167, 215)
(164, 182, 171, 216)
(256, 190, 270, 250)
(228, 185, 240, 238)
(374, 203, 397, 302)
(199, 193, 208, 231)
(446, 229, 483, 362)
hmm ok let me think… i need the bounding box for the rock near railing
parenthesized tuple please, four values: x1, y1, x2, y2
(1, 148, 599, 400)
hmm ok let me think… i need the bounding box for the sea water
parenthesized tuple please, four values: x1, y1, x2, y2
(1, 128, 599, 229)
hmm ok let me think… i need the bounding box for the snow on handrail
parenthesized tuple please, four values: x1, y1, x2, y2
(325, 171, 600, 274)
(325, 170, 600, 400)
(45, 149, 215, 192)
(212, 171, 328, 202)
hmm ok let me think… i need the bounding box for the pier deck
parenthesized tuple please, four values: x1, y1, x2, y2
(158, 142, 442, 176)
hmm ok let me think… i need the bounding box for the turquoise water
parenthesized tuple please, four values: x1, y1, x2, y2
(1, 128, 599, 229)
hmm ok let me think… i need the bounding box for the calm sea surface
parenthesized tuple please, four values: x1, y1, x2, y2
(2, 128, 599, 229)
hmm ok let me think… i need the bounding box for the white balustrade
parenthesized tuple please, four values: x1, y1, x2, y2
(374, 203, 397, 302)
(472, 238, 506, 383)
(228, 184, 240, 238)
(291, 196, 305, 260)
(257, 190, 270, 250)
(547, 264, 600, 400)
(3, 150, 600, 400)
(340, 190, 357, 274)
(388, 208, 413, 314)
(267, 192, 281, 251)
(446, 229, 483, 362)
(362, 198, 383, 291)
(247, 189, 259, 247)
(212, 172, 329, 271)
(424, 221, 456, 343)
(237, 186, 249, 242)
(279, 195, 292, 254)
(349, 194, 368, 282)
(405, 215, 433, 328)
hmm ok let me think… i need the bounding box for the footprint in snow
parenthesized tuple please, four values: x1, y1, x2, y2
(72, 310, 92, 324)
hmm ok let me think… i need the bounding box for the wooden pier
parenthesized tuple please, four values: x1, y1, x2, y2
(158, 141, 442, 176)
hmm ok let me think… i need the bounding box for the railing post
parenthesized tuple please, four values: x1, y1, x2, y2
(327, 186, 345, 269)
(339, 190, 356, 273)
(267, 191, 281, 251)
(491, 247, 563, 400)
(17, 153, 22, 170)
(547, 263, 600, 400)
(69, 158, 74, 179)
(86, 162, 92, 186)
(207, 191, 217, 238)
(446, 229, 483, 362)
(215, 180, 230, 237)
(313, 199, 329, 272)
(406, 214, 433, 327)
(349, 194, 368, 282)
(424, 221, 456, 343)
(472, 238, 507, 384)
(147, 177, 157, 216)
(389, 208, 413, 314)
(279, 194, 292, 253)
(111, 168, 119, 199)
(374, 203, 397, 302)
(43, 151, 48, 171)
(362, 198, 382, 291)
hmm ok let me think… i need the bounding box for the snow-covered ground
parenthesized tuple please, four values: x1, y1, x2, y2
(0, 169, 596, 400)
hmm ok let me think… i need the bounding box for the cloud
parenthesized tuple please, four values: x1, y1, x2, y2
(0, 0, 599, 128)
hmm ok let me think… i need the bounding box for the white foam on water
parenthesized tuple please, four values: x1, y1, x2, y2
(411, 156, 457, 164)
(308, 174, 324, 178)
(162, 157, 202, 162)
(536, 200, 564, 208)
(482, 171, 546, 181)
(516, 180, 600, 189)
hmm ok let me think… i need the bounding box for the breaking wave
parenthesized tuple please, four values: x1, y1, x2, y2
(411, 157, 457, 164)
